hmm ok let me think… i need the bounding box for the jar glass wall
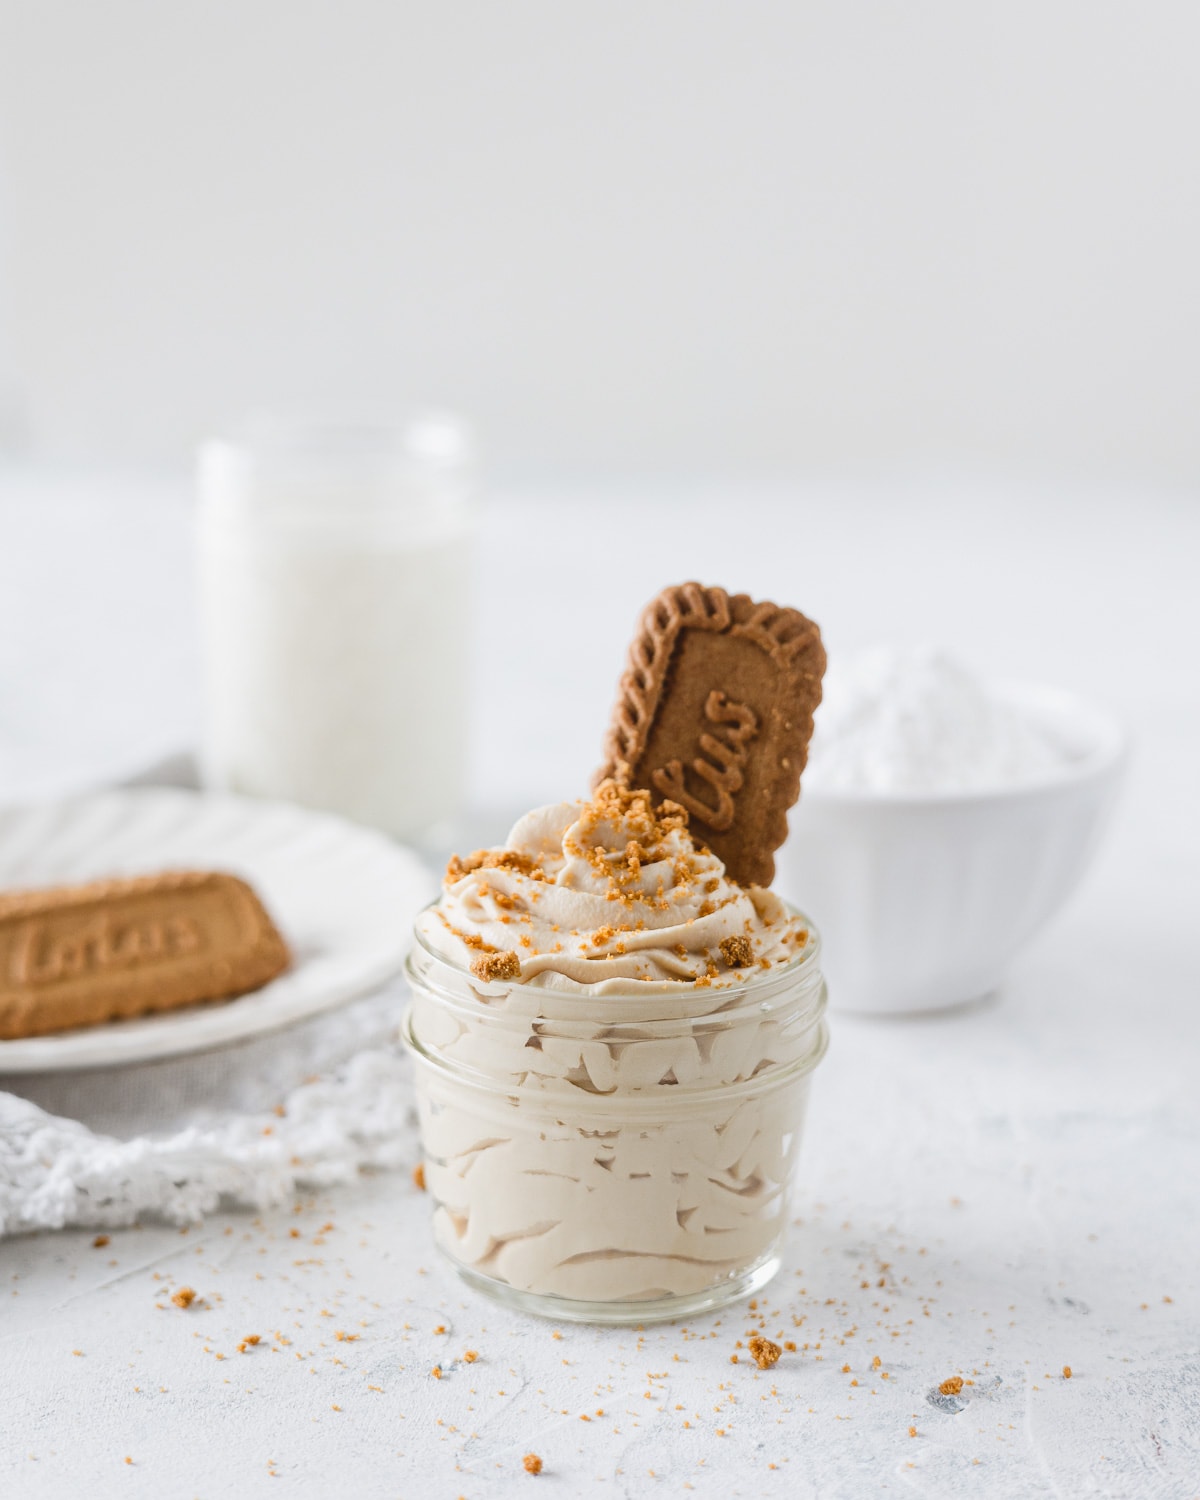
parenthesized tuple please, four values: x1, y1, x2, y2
(404, 910, 828, 1324)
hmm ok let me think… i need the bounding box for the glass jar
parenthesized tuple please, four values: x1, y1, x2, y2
(196, 412, 474, 845)
(403, 908, 828, 1324)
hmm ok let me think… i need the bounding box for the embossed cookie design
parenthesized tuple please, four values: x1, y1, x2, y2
(0, 871, 290, 1040)
(595, 583, 825, 887)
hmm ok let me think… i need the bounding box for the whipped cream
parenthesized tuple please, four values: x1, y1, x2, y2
(406, 783, 826, 1309)
(804, 646, 1069, 794)
(415, 782, 808, 993)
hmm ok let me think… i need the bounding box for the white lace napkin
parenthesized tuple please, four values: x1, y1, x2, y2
(0, 984, 418, 1237)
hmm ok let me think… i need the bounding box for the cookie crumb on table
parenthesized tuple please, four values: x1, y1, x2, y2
(470, 950, 522, 982)
(523, 1453, 543, 1475)
(1063, 1365, 1072, 1379)
(748, 1335, 781, 1370)
(170, 1287, 197, 1309)
(938, 1376, 964, 1396)
(412, 1163, 425, 1191)
(92, 1235, 110, 1249)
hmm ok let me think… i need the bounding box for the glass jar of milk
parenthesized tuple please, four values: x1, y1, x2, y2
(197, 413, 473, 843)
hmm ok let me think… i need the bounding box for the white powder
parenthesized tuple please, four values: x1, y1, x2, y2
(804, 646, 1069, 794)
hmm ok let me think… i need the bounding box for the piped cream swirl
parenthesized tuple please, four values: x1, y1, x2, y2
(417, 782, 807, 993)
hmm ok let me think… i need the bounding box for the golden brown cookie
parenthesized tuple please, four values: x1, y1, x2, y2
(0, 871, 290, 1040)
(595, 582, 825, 886)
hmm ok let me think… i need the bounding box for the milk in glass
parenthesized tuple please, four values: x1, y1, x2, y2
(197, 415, 473, 841)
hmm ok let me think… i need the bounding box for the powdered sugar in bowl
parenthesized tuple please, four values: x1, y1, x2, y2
(775, 648, 1128, 1014)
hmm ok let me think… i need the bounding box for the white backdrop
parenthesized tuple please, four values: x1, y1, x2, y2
(1, 0, 1199, 483)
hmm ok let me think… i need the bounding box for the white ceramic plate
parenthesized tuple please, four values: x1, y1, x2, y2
(0, 788, 434, 1072)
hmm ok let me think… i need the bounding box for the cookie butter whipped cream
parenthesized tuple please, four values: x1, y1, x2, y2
(405, 781, 826, 1311)
(415, 780, 808, 992)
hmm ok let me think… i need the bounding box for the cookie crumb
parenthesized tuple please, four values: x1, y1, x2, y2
(470, 950, 521, 982)
(171, 1287, 197, 1309)
(938, 1376, 964, 1396)
(719, 935, 754, 969)
(908, 1425, 917, 1437)
(748, 1335, 781, 1370)
(523, 1454, 543, 1475)
(1062, 1365, 1072, 1379)
(463, 1350, 478, 1363)
(237, 1335, 261, 1353)
(412, 1163, 426, 1191)
(92, 1234, 110, 1248)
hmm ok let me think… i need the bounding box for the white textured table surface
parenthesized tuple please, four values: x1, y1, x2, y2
(1, 471, 1197, 1499)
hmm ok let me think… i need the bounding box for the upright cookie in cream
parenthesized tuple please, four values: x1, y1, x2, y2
(595, 583, 826, 886)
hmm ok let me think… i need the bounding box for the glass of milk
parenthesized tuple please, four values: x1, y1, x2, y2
(196, 412, 474, 844)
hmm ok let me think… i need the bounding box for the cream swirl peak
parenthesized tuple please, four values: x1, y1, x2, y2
(417, 780, 808, 993)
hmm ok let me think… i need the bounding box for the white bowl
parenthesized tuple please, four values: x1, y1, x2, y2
(774, 683, 1128, 1015)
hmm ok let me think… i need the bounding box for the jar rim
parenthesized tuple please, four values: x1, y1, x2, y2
(406, 899, 823, 1030)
